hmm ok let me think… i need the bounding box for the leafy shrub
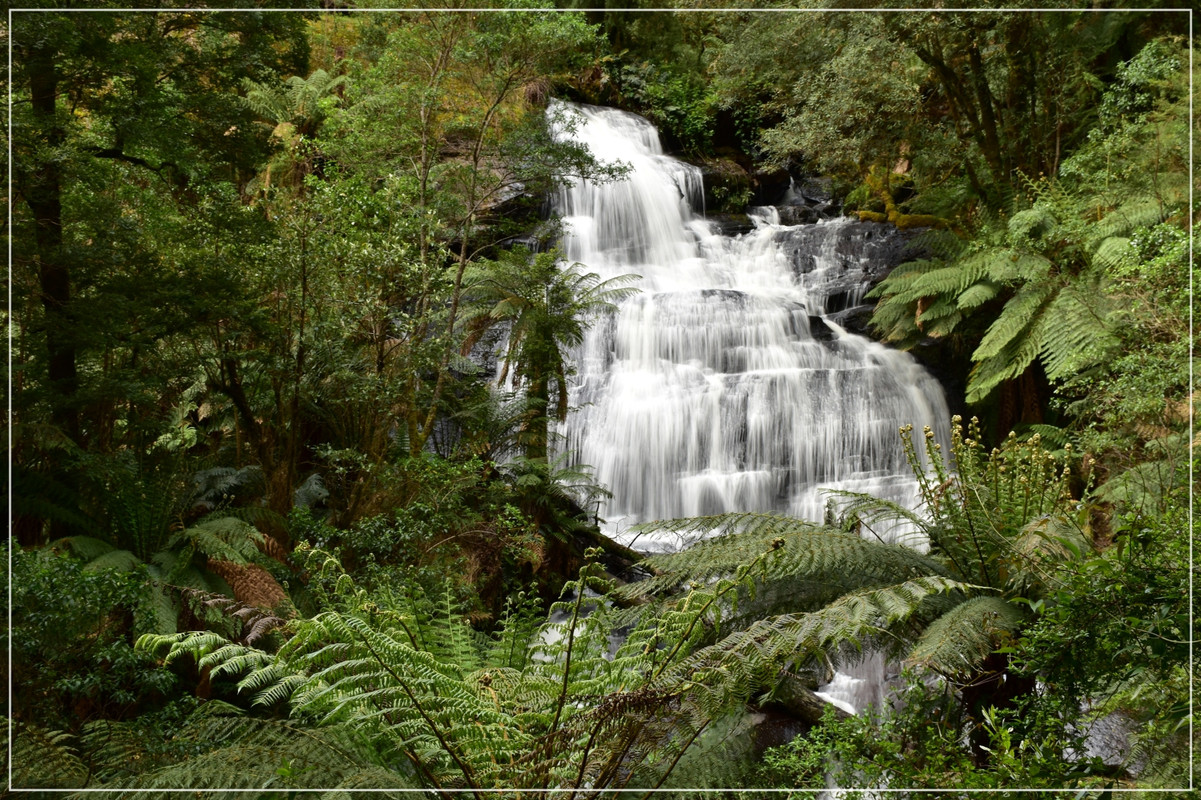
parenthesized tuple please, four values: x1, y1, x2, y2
(609, 59, 716, 153)
(759, 671, 1108, 794)
(11, 547, 178, 729)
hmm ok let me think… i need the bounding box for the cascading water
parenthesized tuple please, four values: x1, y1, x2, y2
(549, 102, 950, 714)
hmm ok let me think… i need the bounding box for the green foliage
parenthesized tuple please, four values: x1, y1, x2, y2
(760, 671, 1108, 795)
(614, 512, 951, 625)
(609, 59, 717, 153)
(1011, 484, 1192, 787)
(10, 546, 178, 731)
(9, 10, 1196, 797)
(140, 542, 908, 793)
(9, 8, 308, 453)
(754, 26, 927, 178)
(870, 180, 1164, 404)
(841, 418, 1084, 594)
(10, 699, 411, 795)
(869, 39, 1188, 410)
(1054, 217, 1190, 472)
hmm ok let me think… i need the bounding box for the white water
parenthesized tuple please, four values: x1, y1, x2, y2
(549, 102, 949, 713)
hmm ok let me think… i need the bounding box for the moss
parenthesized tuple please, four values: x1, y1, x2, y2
(858, 164, 951, 230)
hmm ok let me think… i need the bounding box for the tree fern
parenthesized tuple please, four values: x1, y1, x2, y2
(486, 589, 543, 670)
(971, 280, 1056, 363)
(613, 512, 951, 632)
(103, 703, 415, 797)
(869, 175, 1164, 404)
(956, 280, 1000, 310)
(9, 723, 89, 789)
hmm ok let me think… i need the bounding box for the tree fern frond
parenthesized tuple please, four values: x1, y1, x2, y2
(82, 548, 142, 573)
(616, 514, 948, 619)
(1018, 423, 1072, 450)
(1011, 513, 1091, 577)
(972, 281, 1056, 362)
(823, 489, 931, 543)
(916, 295, 961, 327)
(1007, 205, 1058, 243)
(1089, 195, 1169, 243)
(967, 328, 1044, 404)
(1097, 446, 1186, 516)
(78, 719, 164, 782)
(973, 249, 1052, 285)
(866, 258, 946, 301)
(192, 465, 265, 511)
(1091, 235, 1137, 271)
(487, 590, 543, 670)
(137, 581, 179, 636)
(667, 576, 974, 718)
(52, 534, 117, 563)
(10, 723, 89, 788)
(173, 516, 264, 565)
(956, 281, 1000, 310)
(910, 264, 972, 297)
(905, 595, 1026, 676)
(1035, 280, 1119, 382)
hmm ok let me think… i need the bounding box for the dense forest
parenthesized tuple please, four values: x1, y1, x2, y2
(6, 3, 1194, 796)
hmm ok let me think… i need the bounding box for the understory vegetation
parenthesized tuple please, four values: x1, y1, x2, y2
(6, 3, 1195, 797)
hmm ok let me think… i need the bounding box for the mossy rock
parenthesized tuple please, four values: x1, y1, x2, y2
(696, 157, 753, 213)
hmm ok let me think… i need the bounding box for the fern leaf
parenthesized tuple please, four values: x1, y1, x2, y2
(906, 595, 1026, 676)
(1007, 205, 1057, 242)
(83, 548, 143, 573)
(616, 514, 948, 622)
(972, 281, 1056, 362)
(966, 328, 1044, 404)
(664, 576, 974, 719)
(1089, 195, 1168, 243)
(956, 281, 1000, 310)
(52, 534, 116, 562)
(1091, 236, 1137, 271)
(137, 581, 179, 636)
(1036, 280, 1119, 381)
(10, 724, 88, 788)
(910, 264, 971, 297)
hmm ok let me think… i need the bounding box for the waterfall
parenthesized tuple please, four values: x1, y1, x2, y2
(549, 102, 949, 713)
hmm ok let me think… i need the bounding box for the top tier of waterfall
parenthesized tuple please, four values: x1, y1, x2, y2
(551, 104, 706, 280)
(548, 102, 949, 552)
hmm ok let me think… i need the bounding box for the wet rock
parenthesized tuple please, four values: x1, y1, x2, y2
(777, 205, 819, 226)
(768, 672, 852, 725)
(750, 165, 791, 205)
(827, 305, 875, 338)
(705, 213, 756, 237)
(696, 157, 753, 213)
(774, 219, 928, 310)
(790, 175, 835, 204)
(808, 315, 836, 341)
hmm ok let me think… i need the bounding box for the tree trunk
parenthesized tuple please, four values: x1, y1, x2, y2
(25, 46, 79, 443)
(524, 373, 550, 462)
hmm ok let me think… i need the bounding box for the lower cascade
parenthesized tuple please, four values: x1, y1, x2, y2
(551, 102, 950, 557)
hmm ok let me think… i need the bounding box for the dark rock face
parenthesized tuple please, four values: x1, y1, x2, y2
(826, 305, 875, 338)
(705, 213, 756, 236)
(462, 320, 510, 381)
(750, 165, 791, 205)
(696, 157, 753, 213)
(775, 220, 926, 315)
